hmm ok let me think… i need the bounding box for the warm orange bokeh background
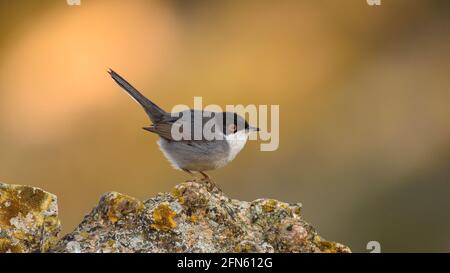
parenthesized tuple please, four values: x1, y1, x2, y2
(1, 0, 449, 252)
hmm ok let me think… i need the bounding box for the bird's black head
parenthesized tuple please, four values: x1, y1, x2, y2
(221, 112, 259, 135)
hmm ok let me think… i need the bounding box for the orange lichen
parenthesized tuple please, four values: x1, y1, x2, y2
(151, 203, 177, 231)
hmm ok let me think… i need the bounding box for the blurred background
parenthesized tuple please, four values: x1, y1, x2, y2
(0, 0, 449, 252)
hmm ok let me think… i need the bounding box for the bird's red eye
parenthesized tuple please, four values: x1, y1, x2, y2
(229, 124, 237, 133)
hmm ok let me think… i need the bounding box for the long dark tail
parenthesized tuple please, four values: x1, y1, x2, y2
(108, 69, 167, 123)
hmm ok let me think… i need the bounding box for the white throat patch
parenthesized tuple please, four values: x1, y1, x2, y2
(225, 130, 249, 161)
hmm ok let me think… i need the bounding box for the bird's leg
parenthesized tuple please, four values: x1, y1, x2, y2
(199, 171, 210, 180)
(182, 168, 193, 175)
(182, 169, 198, 182)
(199, 171, 221, 191)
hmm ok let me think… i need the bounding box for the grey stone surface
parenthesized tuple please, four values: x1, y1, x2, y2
(52, 180, 350, 253)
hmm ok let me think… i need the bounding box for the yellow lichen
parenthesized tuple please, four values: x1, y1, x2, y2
(293, 206, 302, 215)
(151, 203, 177, 231)
(171, 187, 182, 198)
(190, 214, 198, 223)
(314, 235, 340, 253)
(234, 242, 256, 253)
(40, 236, 60, 253)
(0, 238, 23, 253)
(171, 186, 185, 204)
(0, 184, 60, 252)
(79, 231, 90, 239)
(262, 199, 278, 213)
(107, 240, 116, 248)
(0, 185, 53, 228)
(12, 230, 28, 240)
(105, 193, 144, 224)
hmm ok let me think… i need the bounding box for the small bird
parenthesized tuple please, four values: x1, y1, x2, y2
(108, 69, 259, 181)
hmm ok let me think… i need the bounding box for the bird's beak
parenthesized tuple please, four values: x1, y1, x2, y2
(247, 126, 260, 132)
(143, 127, 152, 132)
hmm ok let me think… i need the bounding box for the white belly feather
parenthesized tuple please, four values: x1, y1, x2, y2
(157, 131, 249, 171)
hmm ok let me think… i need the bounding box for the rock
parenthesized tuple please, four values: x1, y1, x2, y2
(0, 183, 60, 253)
(0, 180, 350, 253)
(50, 180, 351, 253)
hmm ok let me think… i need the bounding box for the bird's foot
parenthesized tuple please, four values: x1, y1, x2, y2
(182, 169, 221, 192)
(199, 171, 222, 192)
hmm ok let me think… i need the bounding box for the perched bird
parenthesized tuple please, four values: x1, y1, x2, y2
(108, 69, 259, 180)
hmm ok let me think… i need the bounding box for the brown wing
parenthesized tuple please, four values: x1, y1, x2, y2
(144, 123, 177, 141)
(144, 110, 222, 141)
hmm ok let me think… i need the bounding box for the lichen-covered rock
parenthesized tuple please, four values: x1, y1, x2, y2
(51, 180, 350, 253)
(0, 183, 60, 253)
